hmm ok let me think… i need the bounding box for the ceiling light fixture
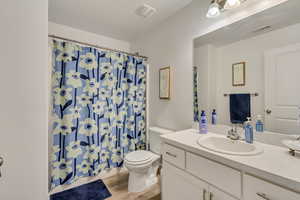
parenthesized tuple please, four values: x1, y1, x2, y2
(224, 0, 241, 10)
(206, 0, 246, 18)
(206, 0, 221, 18)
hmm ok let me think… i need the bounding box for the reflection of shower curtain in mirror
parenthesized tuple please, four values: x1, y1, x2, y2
(50, 40, 147, 188)
(193, 66, 199, 121)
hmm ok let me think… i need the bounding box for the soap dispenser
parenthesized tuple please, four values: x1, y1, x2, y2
(199, 110, 208, 134)
(212, 109, 217, 125)
(255, 115, 264, 132)
(244, 117, 253, 144)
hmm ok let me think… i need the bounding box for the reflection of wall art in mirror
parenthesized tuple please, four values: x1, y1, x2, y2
(232, 62, 245, 86)
(159, 66, 171, 99)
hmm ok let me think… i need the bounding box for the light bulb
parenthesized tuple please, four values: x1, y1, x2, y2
(224, 0, 241, 9)
(206, 2, 221, 18)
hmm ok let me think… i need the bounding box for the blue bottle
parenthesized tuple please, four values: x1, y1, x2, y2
(199, 110, 208, 134)
(244, 117, 253, 144)
(255, 115, 264, 132)
(212, 109, 217, 125)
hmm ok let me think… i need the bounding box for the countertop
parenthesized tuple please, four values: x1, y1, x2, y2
(160, 129, 300, 193)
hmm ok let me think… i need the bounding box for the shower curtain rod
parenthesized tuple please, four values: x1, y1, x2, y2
(48, 35, 148, 60)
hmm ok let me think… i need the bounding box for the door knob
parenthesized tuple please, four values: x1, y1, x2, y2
(266, 109, 272, 114)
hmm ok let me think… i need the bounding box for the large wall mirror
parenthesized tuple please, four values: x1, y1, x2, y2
(193, 1, 300, 135)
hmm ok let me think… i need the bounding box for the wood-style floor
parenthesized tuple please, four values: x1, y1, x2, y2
(103, 172, 161, 200)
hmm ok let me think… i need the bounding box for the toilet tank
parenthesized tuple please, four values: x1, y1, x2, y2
(149, 126, 173, 154)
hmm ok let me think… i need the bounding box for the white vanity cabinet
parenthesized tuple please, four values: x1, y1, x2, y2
(161, 142, 300, 200)
(162, 144, 239, 200)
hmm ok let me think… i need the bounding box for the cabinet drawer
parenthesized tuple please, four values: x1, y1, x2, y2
(244, 174, 300, 200)
(186, 152, 241, 198)
(162, 143, 185, 169)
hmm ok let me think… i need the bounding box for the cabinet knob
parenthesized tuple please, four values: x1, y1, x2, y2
(257, 192, 271, 200)
(165, 152, 177, 158)
(209, 192, 213, 200)
(202, 190, 213, 200)
(203, 189, 207, 200)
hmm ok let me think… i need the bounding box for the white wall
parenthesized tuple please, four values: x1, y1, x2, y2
(49, 22, 130, 52)
(0, 0, 48, 200)
(197, 22, 300, 126)
(131, 0, 288, 131)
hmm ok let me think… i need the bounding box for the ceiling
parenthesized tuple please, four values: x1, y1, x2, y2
(194, 0, 300, 47)
(49, 0, 193, 41)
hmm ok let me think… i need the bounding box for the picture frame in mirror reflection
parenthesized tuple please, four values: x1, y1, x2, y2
(232, 62, 246, 86)
(159, 66, 171, 100)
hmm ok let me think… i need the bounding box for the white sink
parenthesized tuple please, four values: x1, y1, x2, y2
(197, 135, 263, 156)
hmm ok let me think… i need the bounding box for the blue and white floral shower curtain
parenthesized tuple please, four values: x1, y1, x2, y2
(50, 40, 147, 188)
(193, 66, 199, 122)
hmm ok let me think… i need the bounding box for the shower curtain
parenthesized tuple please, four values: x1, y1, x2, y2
(50, 40, 147, 188)
(193, 66, 199, 122)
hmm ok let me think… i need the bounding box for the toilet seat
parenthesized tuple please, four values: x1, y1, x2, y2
(125, 150, 154, 165)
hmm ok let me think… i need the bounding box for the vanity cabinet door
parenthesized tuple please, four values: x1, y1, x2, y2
(186, 152, 241, 198)
(244, 174, 300, 200)
(162, 161, 209, 200)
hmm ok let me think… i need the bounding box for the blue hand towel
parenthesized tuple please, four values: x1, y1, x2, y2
(50, 180, 111, 200)
(230, 94, 251, 124)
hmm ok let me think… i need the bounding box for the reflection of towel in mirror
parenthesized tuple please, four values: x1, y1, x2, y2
(230, 94, 251, 124)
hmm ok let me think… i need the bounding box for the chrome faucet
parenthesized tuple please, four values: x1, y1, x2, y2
(227, 125, 240, 140)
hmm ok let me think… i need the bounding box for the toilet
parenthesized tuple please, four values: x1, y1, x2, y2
(124, 127, 173, 193)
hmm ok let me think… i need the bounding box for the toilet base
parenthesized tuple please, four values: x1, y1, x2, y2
(128, 171, 158, 193)
(124, 151, 161, 193)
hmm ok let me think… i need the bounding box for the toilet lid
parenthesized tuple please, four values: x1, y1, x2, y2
(125, 150, 153, 163)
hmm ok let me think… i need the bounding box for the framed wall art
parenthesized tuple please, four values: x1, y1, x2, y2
(159, 66, 171, 99)
(232, 62, 246, 86)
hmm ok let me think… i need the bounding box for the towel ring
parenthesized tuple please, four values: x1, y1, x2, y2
(224, 93, 259, 97)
